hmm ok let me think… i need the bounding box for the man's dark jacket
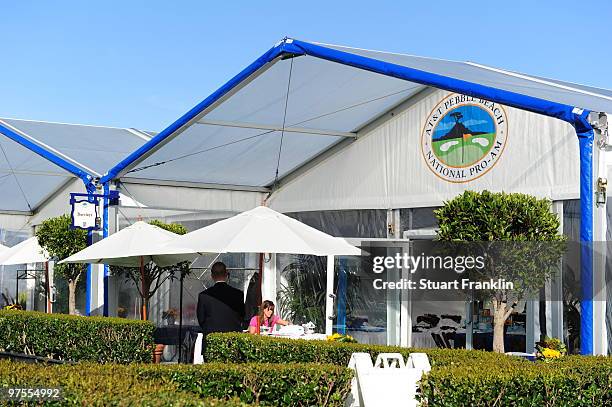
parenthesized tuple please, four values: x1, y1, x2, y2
(197, 282, 245, 334)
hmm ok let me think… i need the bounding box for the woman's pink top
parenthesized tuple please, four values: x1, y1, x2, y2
(249, 314, 280, 329)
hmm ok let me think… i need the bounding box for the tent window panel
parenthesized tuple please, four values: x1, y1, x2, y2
(285, 209, 387, 239)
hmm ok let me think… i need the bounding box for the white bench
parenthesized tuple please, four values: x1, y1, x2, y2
(346, 352, 430, 407)
(193, 333, 204, 364)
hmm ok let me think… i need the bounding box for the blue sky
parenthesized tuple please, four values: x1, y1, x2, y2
(432, 106, 494, 139)
(2, 1, 611, 132)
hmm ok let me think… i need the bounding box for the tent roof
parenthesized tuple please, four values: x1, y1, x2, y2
(0, 118, 148, 212)
(99, 38, 612, 188)
(2, 38, 612, 214)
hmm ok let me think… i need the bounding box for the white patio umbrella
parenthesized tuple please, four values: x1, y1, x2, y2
(61, 221, 199, 320)
(61, 221, 197, 268)
(0, 237, 49, 266)
(162, 206, 361, 256)
(0, 237, 50, 311)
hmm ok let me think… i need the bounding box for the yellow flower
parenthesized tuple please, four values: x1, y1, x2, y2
(542, 348, 561, 359)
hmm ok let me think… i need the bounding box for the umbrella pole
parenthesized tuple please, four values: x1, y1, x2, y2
(257, 253, 264, 305)
(44, 262, 50, 313)
(178, 269, 184, 363)
(15, 270, 19, 308)
(140, 256, 147, 321)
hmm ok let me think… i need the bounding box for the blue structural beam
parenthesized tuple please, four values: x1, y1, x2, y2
(102, 182, 110, 317)
(577, 131, 594, 355)
(85, 230, 93, 316)
(0, 122, 96, 193)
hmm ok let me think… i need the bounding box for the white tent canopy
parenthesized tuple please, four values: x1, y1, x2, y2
(0, 237, 48, 266)
(163, 206, 361, 256)
(60, 221, 197, 267)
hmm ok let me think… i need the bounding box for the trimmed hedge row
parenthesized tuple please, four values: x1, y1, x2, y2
(0, 310, 154, 363)
(205, 332, 507, 367)
(0, 360, 247, 406)
(0, 359, 352, 406)
(419, 355, 612, 406)
(206, 333, 612, 406)
(142, 362, 352, 406)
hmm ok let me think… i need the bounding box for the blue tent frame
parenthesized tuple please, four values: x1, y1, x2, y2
(101, 38, 597, 355)
(0, 38, 597, 354)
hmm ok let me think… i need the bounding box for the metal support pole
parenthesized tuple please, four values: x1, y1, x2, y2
(178, 270, 185, 363)
(85, 230, 93, 316)
(325, 255, 335, 336)
(15, 270, 19, 307)
(526, 299, 537, 353)
(336, 260, 347, 335)
(591, 115, 608, 356)
(465, 299, 473, 350)
(103, 183, 110, 316)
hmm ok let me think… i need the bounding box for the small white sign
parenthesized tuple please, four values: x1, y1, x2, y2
(73, 200, 97, 229)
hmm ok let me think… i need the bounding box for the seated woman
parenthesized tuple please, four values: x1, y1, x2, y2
(248, 300, 289, 334)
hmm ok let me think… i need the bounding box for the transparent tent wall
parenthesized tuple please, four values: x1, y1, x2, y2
(563, 200, 581, 354)
(0, 229, 55, 313)
(277, 210, 393, 343)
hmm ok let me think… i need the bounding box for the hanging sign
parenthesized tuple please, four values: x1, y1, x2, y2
(70, 195, 100, 230)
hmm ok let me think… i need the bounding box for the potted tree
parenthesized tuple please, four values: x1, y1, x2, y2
(435, 190, 566, 353)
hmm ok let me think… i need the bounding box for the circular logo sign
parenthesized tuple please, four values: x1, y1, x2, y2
(421, 94, 508, 182)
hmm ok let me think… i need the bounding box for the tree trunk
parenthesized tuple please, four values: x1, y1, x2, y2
(68, 280, 77, 315)
(492, 300, 507, 353)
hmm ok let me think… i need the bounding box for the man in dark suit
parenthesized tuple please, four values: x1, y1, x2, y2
(197, 261, 245, 335)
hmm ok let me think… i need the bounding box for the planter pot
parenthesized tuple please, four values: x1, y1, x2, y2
(152, 344, 165, 364)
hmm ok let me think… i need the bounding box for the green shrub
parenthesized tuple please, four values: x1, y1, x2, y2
(0, 310, 154, 363)
(419, 355, 612, 406)
(205, 333, 611, 406)
(0, 360, 247, 406)
(141, 362, 352, 406)
(205, 332, 509, 367)
(0, 360, 351, 406)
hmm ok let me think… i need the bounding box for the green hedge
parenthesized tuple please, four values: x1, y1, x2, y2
(0, 310, 154, 363)
(0, 360, 352, 406)
(205, 332, 507, 367)
(419, 355, 612, 406)
(206, 333, 612, 406)
(0, 360, 247, 406)
(142, 362, 352, 406)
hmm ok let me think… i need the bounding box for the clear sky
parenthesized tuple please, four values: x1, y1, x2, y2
(2, 1, 611, 132)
